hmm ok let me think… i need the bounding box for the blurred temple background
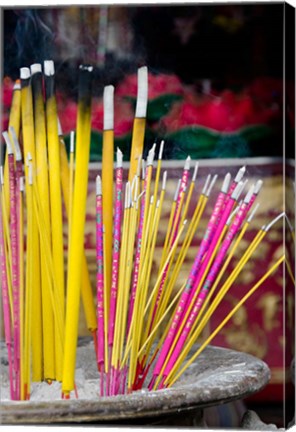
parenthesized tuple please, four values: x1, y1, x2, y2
(3, 4, 294, 160)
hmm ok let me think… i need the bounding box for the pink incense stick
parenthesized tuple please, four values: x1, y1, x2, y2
(96, 175, 105, 379)
(107, 149, 123, 396)
(160, 185, 257, 383)
(246, 179, 263, 213)
(9, 126, 23, 400)
(108, 148, 123, 348)
(3, 132, 20, 399)
(0, 167, 15, 400)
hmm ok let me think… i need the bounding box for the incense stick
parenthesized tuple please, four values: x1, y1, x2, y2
(102, 85, 115, 314)
(128, 67, 148, 181)
(20, 67, 43, 383)
(31, 63, 56, 382)
(62, 65, 93, 396)
(44, 60, 65, 381)
(58, 123, 97, 336)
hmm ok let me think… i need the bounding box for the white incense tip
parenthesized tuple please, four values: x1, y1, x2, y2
(231, 181, 244, 200)
(162, 170, 167, 190)
(142, 160, 146, 179)
(57, 118, 63, 136)
(20, 67, 30, 79)
(136, 155, 142, 177)
(235, 179, 248, 200)
(254, 179, 263, 195)
(44, 60, 55, 76)
(26, 152, 32, 166)
(234, 165, 246, 183)
(125, 182, 131, 208)
(206, 174, 218, 197)
(13, 81, 21, 90)
(156, 199, 160, 208)
(20, 176, 24, 192)
(192, 162, 199, 182)
(221, 173, 231, 194)
(184, 156, 191, 171)
(9, 126, 22, 161)
(202, 174, 211, 195)
(265, 212, 285, 231)
(103, 85, 114, 130)
(244, 184, 255, 204)
(174, 179, 181, 201)
(133, 176, 139, 201)
(147, 144, 156, 166)
(70, 131, 75, 153)
(116, 147, 123, 168)
(247, 202, 260, 223)
(159, 140, 165, 160)
(96, 175, 102, 195)
(150, 195, 154, 205)
(30, 63, 42, 74)
(135, 66, 148, 118)
(28, 163, 33, 185)
(0, 166, 4, 185)
(2, 131, 13, 155)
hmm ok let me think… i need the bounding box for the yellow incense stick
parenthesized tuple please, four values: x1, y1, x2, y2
(20, 68, 43, 382)
(102, 85, 114, 313)
(62, 65, 93, 395)
(31, 63, 55, 381)
(128, 67, 148, 182)
(69, 130, 75, 234)
(4, 81, 21, 215)
(167, 255, 285, 387)
(32, 181, 65, 347)
(44, 60, 65, 381)
(58, 129, 97, 333)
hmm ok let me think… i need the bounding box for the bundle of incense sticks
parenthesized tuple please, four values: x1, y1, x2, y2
(1, 62, 285, 401)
